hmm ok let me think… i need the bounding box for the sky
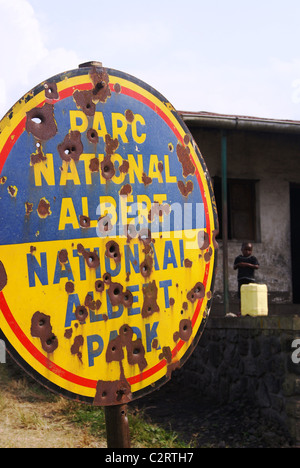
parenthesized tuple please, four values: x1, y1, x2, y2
(1, 0, 300, 121)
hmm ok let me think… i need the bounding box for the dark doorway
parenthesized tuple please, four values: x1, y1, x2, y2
(290, 184, 300, 303)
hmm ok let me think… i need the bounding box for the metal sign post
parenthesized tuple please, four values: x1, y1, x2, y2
(0, 62, 218, 447)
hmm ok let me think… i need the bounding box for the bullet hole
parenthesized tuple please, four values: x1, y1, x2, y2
(122, 290, 133, 308)
(187, 282, 205, 303)
(0, 261, 7, 291)
(73, 89, 96, 116)
(0, 176, 7, 184)
(177, 180, 194, 197)
(31, 311, 58, 353)
(37, 197, 51, 218)
(108, 282, 123, 307)
(79, 215, 91, 228)
(44, 82, 59, 100)
(90, 68, 111, 103)
(105, 240, 121, 263)
(77, 243, 100, 269)
(58, 131, 83, 162)
(140, 256, 153, 278)
(95, 279, 104, 292)
(26, 103, 57, 140)
(87, 128, 99, 144)
(101, 156, 115, 180)
(173, 319, 192, 342)
(176, 142, 195, 178)
(75, 305, 88, 324)
(94, 378, 131, 406)
(103, 272, 111, 284)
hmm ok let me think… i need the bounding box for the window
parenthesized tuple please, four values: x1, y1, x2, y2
(213, 177, 260, 241)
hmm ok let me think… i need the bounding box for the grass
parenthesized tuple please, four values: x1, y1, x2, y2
(0, 360, 193, 448)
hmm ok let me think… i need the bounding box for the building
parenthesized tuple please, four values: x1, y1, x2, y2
(180, 111, 300, 315)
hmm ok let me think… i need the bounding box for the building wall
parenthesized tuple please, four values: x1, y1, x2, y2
(188, 126, 300, 304)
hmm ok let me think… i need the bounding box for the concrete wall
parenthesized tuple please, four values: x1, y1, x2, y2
(188, 127, 300, 304)
(175, 315, 300, 445)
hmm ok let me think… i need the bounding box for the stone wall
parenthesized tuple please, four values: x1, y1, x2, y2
(176, 316, 300, 445)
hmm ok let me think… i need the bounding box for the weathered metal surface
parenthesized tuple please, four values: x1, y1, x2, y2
(0, 64, 218, 404)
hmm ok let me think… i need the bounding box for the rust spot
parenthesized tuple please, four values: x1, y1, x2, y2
(176, 142, 195, 178)
(158, 161, 164, 173)
(85, 293, 101, 311)
(31, 311, 58, 353)
(0, 176, 7, 184)
(65, 281, 75, 294)
(198, 231, 210, 250)
(183, 133, 190, 145)
(0, 261, 7, 291)
(30, 246, 36, 254)
(166, 361, 180, 379)
(138, 229, 153, 254)
(7, 185, 18, 198)
(30, 146, 47, 165)
(124, 224, 137, 242)
(58, 249, 68, 264)
(170, 297, 175, 306)
(71, 335, 84, 361)
(184, 258, 193, 268)
(64, 328, 72, 339)
(141, 280, 159, 318)
(26, 103, 57, 140)
(125, 109, 134, 123)
(182, 301, 188, 310)
(25, 202, 33, 215)
(105, 133, 119, 156)
(37, 197, 51, 218)
(79, 215, 91, 228)
(187, 282, 205, 303)
(152, 338, 159, 349)
(44, 82, 59, 100)
(75, 305, 88, 324)
(73, 89, 96, 116)
(94, 377, 131, 406)
(148, 202, 170, 221)
(89, 157, 100, 173)
(114, 83, 121, 94)
(140, 255, 153, 278)
(119, 184, 132, 196)
(77, 243, 100, 269)
(87, 128, 99, 144)
(212, 229, 219, 249)
(58, 131, 83, 162)
(159, 346, 172, 363)
(204, 247, 213, 262)
(119, 159, 129, 174)
(142, 172, 152, 186)
(105, 240, 121, 263)
(177, 180, 193, 197)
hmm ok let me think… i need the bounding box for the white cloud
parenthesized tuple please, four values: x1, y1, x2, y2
(0, 0, 80, 116)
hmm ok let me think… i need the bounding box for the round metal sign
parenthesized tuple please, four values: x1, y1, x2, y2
(0, 63, 218, 404)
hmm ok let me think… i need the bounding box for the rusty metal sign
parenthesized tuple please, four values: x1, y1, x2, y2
(0, 63, 218, 404)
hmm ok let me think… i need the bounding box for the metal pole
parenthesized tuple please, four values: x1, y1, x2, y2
(221, 130, 229, 316)
(104, 404, 131, 448)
